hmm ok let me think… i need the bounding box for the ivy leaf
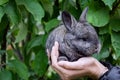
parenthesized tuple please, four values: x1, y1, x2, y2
(15, 22, 27, 43)
(7, 59, 29, 80)
(102, 0, 116, 10)
(87, 6, 109, 27)
(5, 1, 20, 25)
(40, 0, 53, 17)
(110, 18, 120, 32)
(0, 0, 9, 5)
(0, 7, 5, 22)
(0, 70, 12, 80)
(32, 50, 48, 77)
(45, 19, 60, 33)
(111, 31, 120, 59)
(15, 0, 44, 22)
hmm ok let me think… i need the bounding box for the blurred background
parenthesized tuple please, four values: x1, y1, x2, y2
(0, 0, 120, 80)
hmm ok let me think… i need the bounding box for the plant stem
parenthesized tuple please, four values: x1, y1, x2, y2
(111, 0, 120, 15)
(1, 24, 9, 68)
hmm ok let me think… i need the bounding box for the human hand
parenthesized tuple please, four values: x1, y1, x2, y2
(47, 41, 108, 80)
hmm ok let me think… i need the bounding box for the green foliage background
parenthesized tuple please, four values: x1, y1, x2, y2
(0, 0, 120, 80)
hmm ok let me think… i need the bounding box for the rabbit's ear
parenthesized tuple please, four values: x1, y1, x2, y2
(62, 11, 77, 31)
(79, 7, 88, 22)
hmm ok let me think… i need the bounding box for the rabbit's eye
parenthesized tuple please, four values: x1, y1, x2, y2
(76, 37, 87, 41)
(82, 38, 87, 41)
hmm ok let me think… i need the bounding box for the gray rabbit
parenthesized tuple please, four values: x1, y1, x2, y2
(46, 7, 101, 62)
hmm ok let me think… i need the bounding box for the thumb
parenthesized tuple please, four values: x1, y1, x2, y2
(58, 61, 83, 70)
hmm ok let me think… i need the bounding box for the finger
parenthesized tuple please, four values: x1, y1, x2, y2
(58, 61, 84, 70)
(50, 41, 67, 72)
(69, 69, 87, 78)
(52, 65, 86, 79)
(58, 57, 95, 70)
(54, 41, 59, 52)
(51, 41, 59, 66)
(51, 41, 59, 57)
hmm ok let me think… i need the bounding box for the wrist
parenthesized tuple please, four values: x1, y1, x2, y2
(88, 59, 108, 79)
(94, 60, 108, 79)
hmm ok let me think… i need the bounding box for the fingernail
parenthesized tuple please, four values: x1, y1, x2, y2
(55, 41, 58, 45)
(52, 46, 55, 50)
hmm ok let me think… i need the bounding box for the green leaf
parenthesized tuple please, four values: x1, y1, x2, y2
(0, 70, 12, 80)
(15, 22, 28, 43)
(26, 36, 42, 53)
(40, 0, 53, 17)
(7, 59, 29, 80)
(40, 34, 48, 48)
(0, 50, 6, 55)
(102, 0, 116, 10)
(99, 26, 109, 35)
(87, 6, 109, 27)
(93, 46, 109, 60)
(45, 19, 60, 33)
(79, 0, 90, 9)
(32, 50, 48, 77)
(5, 1, 20, 25)
(0, 7, 5, 22)
(111, 32, 120, 59)
(15, 0, 44, 22)
(0, 0, 9, 5)
(110, 18, 120, 32)
(117, 8, 120, 17)
(93, 35, 110, 60)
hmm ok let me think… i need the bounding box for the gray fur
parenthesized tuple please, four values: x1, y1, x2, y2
(46, 7, 101, 62)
